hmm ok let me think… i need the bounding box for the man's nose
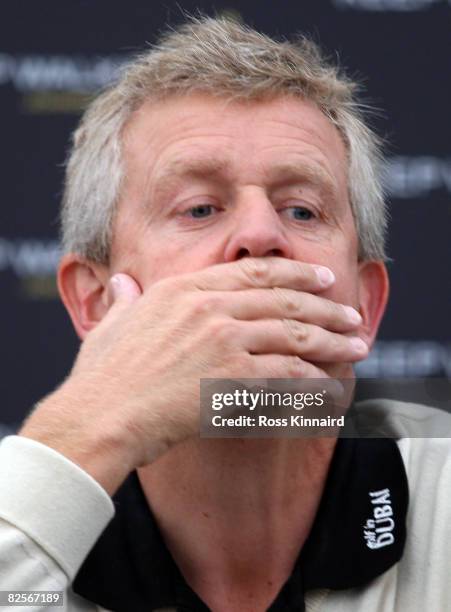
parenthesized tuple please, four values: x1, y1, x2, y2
(223, 194, 293, 261)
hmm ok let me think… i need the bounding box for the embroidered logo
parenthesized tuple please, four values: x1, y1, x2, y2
(363, 488, 395, 550)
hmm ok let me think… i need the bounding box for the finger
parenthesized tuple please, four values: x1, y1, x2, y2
(179, 257, 335, 293)
(106, 273, 142, 311)
(248, 353, 330, 379)
(236, 319, 368, 362)
(217, 288, 361, 332)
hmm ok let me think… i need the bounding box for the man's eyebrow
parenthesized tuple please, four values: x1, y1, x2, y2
(150, 157, 231, 196)
(148, 156, 341, 204)
(266, 160, 340, 202)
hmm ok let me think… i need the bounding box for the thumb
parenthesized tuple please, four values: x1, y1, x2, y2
(106, 273, 142, 310)
(72, 273, 142, 374)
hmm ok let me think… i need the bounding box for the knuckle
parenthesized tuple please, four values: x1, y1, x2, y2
(191, 294, 219, 317)
(329, 300, 345, 322)
(286, 355, 305, 377)
(230, 352, 251, 375)
(293, 261, 311, 279)
(282, 319, 308, 344)
(329, 332, 342, 353)
(272, 287, 297, 315)
(239, 258, 271, 285)
(208, 318, 236, 344)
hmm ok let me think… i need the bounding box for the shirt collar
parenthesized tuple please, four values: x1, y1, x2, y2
(73, 436, 408, 611)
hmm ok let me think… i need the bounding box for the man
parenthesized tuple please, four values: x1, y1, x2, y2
(0, 16, 449, 612)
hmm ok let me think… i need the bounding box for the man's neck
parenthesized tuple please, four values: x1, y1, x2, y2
(138, 437, 336, 612)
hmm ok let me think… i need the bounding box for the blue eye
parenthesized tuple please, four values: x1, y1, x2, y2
(289, 207, 314, 221)
(188, 205, 215, 218)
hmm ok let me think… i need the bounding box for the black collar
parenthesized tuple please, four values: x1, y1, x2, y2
(73, 437, 408, 611)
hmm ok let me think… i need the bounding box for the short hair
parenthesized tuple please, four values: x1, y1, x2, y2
(61, 15, 388, 263)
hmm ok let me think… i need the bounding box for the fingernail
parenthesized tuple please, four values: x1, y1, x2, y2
(107, 274, 122, 305)
(314, 266, 335, 287)
(349, 337, 368, 353)
(343, 306, 362, 324)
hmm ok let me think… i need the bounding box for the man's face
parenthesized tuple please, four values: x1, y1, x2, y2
(110, 93, 361, 307)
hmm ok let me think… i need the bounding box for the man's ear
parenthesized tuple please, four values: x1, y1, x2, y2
(358, 260, 389, 350)
(57, 254, 110, 340)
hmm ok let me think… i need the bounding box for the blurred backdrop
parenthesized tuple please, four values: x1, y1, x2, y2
(1, 0, 450, 426)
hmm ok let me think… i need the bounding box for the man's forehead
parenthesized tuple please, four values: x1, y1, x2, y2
(124, 92, 346, 149)
(121, 92, 349, 197)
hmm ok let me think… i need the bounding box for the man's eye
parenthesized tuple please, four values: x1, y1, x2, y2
(287, 207, 314, 221)
(188, 204, 216, 218)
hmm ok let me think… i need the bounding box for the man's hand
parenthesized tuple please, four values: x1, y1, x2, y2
(20, 258, 366, 494)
